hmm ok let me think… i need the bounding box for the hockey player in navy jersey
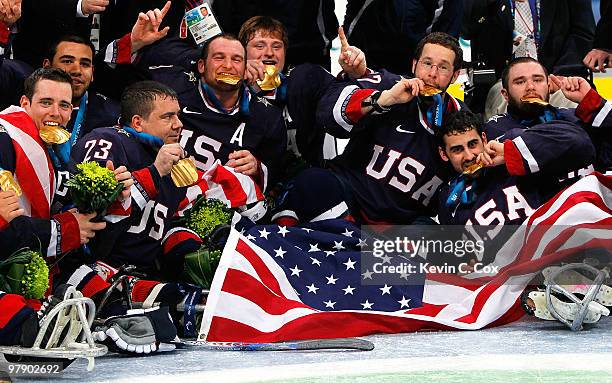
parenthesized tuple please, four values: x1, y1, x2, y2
(273, 32, 465, 225)
(71, 81, 199, 275)
(437, 110, 596, 229)
(0, 68, 131, 258)
(484, 57, 611, 174)
(239, 16, 366, 167)
(102, 4, 286, 191)
(0, 35, 120, 136)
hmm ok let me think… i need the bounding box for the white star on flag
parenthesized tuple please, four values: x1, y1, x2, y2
(342, 228, 354, 237)
(361, 269, 374, 280)
(289, 265, 302, 277)
(324, 250, 336, 257)
(333, 241, 345, 250)
(326, 274, 338, 284)
(258, 228, 270, 239)
(277, 226, 290, 237)
(308, 243, 321, 252)
(273, 247, 286, 258)
(361, 300, 373, 309)
(398, 296, 411, 308)
(324, 300, 336, 309)
(380, 284, 392, 295)
(310, 257, 322, 266)
(343, 258, 356, 270)
(307, 283, 319, 294)
(246, 234, 256, 241)
(342, 285, 355, 295)
(356, 238, 368, 247)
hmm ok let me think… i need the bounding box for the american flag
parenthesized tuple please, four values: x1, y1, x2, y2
(199, 173, 612, 343)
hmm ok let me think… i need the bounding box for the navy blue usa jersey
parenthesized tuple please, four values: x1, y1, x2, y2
(440, 119, 596, 226)
(317, 73, 464, 224)
(72, 127, 187, 268)
(146, 66, 286, 190)
(485, 89, 612, 173)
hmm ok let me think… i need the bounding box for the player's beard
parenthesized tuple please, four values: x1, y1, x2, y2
(507, 93, 548, 121)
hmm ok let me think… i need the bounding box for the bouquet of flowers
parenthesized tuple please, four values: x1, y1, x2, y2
(0, 249, 49, 299)
(183, 197, 233, 240)
(182, 197, 233, 288)
(65, 161, 123, 214)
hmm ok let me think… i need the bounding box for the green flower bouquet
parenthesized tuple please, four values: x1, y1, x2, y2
(182, 197, 233, 288)
(0, 249, 49, 299)
(65, 161, 123, 214)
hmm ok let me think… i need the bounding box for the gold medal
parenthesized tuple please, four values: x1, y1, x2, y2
(0, 170, 22, 196)
(463, 161, 485, 176)
(520, 96, 549, 106)
(39, 122, 71, 145)
(216, 73, 241, 85)
(420, 84, 442, 97)
(171, 157, 199, 187)
(256, 64, 282, 91)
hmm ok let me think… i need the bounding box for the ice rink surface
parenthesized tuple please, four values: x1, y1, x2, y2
(9, 316, 611, 383)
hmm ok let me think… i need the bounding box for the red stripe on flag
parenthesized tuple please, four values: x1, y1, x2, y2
(222, 269, 311, 315)
(211, 166, 248, 207)
(235, 239, 284, 297)
(206, 312, 456, 343)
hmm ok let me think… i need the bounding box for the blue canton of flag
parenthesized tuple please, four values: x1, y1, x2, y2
(238, 219, 425, 312)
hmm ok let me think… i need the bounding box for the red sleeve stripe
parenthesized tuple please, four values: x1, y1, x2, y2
(53, 212, 81, 255)
(105, 198, 132, 223)
(332, 86, 360, 132)
(80, 275, 111, 299)
(504, 140, 527, 176)
(132, 167, 158, 203)
(162, 227, 202, 255)
(575, 88, 605, 124)
(512, 136, 539, 174)
(345, 89, 377, 126)
(0, 22, 10, 46)
(0, 293, 30, 328)
(116, 33, 133, 64)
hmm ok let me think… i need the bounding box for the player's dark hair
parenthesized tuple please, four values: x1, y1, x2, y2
(414, 32, 463, 72)
(121, 81, 178, 123)
(23, 67, 73, 100)
(437, 110, 483, 149)
(199, 33, 245, 60)
(46, 34, 96, 62)
(238, 16, 288, 51)
(501, 57, 549, 90)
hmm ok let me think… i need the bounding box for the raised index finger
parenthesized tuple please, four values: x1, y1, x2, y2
(338, 26, 349, 51)
(160, 0, 171, 18)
